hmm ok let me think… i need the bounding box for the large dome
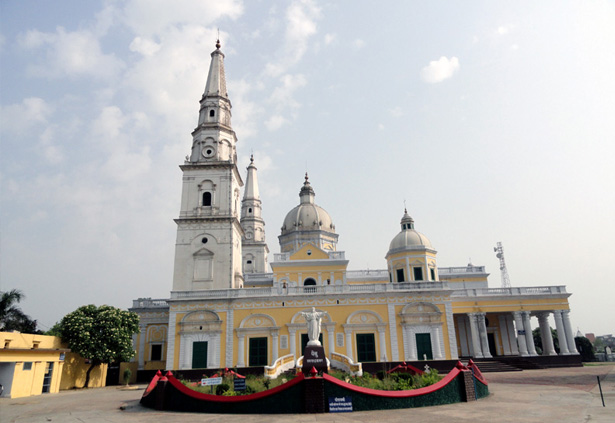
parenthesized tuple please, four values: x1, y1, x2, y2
(281, 174, 335, 235)
(387, 210, 433, 252)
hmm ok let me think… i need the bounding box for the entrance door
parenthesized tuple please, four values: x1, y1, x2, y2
(192, 341, 208, 369)
(416, 333, 433, 360)
(42, 362, 54, 393)
(356, 333, 376, 362)
(487, 333, 498, 357)
(249, 337, 268, 366)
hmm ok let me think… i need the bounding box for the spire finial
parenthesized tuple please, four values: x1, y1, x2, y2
(250, 153, 254, 163)
(304, 172, 309, 184)
(215, 29, 221, 49)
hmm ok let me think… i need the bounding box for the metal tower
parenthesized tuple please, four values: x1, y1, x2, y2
(494, 242, 511, 288)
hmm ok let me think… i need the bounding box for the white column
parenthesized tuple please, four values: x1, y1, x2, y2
(467, 313, 483, 358)
(537, 312, 556, 356)
(457, 316, 471, 356)
(236, 334, 245, 367)
(345, 330, 353, 359)
(553, 310, 570, 355)
(433, 326, 443, 359)
(378, 329, 387, 361)
(328, 328, 335, 356)
(138, 323, 147, 370)
(289, 329, 297, 358)
(507, 315, 519, 355)
(513, 311, 529, 356)
(561, 310, 579, 354)
(477, 312, 492, 358)
(523, 312, 538, 356)
(272, 333, 279, 363)
(407, 327, 417, 360)
(405, 257, 411, 282)
(499, 315, 512, 355)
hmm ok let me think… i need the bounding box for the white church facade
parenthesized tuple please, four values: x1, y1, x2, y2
(130, 41, 579, 372)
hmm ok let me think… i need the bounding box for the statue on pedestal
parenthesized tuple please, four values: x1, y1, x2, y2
(301, 307, 325, 346)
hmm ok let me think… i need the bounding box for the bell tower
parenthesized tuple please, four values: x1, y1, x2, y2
(241, 155, 269, 273)
(171, 40, 244, 292)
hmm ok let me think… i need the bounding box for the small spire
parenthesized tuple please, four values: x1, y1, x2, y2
(216, 39, 221, 49)
(299, 173, 315, 204)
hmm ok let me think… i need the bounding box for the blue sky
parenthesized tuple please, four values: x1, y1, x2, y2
(1, 0, 614, 336)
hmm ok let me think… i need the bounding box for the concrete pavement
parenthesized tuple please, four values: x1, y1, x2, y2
(1, 364, 613, 422)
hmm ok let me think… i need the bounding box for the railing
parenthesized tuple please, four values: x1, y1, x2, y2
(346, 269, 389, 279)
(132, 298, 169, 308)
(170, 282, 450, 300)
(438, 266, 486, 274)
(452, 286, 568, 297)
(244, 273, 274, 283)
(273, 251, 346, 262)
(264, 354, 296, 379)
(329, 352, 362, 376)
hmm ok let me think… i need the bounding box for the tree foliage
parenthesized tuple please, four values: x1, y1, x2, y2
(58, 304, 139, 387)
(0, 289, 41, 334)
(574, 336, 595, 362)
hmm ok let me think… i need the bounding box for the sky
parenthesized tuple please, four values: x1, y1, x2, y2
(1, 0, 614, 336)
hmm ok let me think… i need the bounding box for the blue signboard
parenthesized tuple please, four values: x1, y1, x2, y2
(329, 396, 353, 412)
(233, 378, 246, 391)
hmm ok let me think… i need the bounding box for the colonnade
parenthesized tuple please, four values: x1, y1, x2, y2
(464, 309, 578, 358)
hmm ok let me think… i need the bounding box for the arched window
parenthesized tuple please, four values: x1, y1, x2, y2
(209, 109, 215, 117)
(203, 192, 212, 206)
(304, 278, 317, 286)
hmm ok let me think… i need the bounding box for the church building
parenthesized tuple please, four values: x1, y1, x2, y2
(130, 41, 578, 373)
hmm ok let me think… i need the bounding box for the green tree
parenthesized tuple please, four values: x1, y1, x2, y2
(574, 336, 595, 362)
(0, 289, 41, 334)
(58, 305, 139, 388)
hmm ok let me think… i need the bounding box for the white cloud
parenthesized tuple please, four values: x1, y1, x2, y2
(121, 0, 243, 37)
(19, 27, 124, 79)
(129, 37, 161, 56)
(265, 0, 321, 77)
(420, 56, 460, 83)
(269, 73, 307, 109)
(265, 115, 287, 131)
(390, 107, 403, 117)
(497, 24, 515, 35)
(353, 39, 365, 49)
(324, 33, 336, 45)
(378, 123, 385, 130)
(0, 97, 53, 134)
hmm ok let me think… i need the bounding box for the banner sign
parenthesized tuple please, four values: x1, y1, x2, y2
(329, 396, 353, 412)
(201, 377, 223, 386)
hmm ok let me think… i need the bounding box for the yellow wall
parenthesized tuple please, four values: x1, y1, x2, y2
(0, 332, 66, 398)
(59, 352, 107, 389)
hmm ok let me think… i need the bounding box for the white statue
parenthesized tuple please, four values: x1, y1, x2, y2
(301, 307, 326, 346)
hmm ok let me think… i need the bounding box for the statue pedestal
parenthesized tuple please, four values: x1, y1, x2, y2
(302, 345, 327, 375)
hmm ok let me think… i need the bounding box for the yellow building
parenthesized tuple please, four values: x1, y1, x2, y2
(130, 41, 578, 373)
(0, 332, 66, 398)
(0, 332, 108, 398)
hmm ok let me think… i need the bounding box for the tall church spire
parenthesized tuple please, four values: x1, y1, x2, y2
(189, 40, 237, 163)
(172, 39, 244, 293)
(241, 155, 269, 273)
(202, 39, 228, 99)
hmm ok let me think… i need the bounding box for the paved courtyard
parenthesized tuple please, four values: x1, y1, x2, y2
(1, 364, 613, 423)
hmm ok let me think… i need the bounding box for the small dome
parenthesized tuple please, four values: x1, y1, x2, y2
(281, 174, 336, 235)
(388, 209, 432, 251)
